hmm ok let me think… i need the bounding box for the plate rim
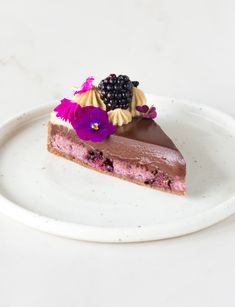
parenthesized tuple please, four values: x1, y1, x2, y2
(0, 96, 235, 242)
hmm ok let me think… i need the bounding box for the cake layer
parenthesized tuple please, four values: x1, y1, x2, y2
(48, 123, 186, 194)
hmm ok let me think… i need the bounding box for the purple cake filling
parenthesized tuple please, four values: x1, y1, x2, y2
(50, 134, 185, 193)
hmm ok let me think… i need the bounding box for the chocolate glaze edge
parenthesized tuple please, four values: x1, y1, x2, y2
(49, 121, 186, 178)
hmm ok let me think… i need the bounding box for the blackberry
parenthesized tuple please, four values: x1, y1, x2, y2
(144, 178, 155, 185)
(98, 74, 136, 110)
(87, 150, 103, 162)
(103, 158, 114, 172)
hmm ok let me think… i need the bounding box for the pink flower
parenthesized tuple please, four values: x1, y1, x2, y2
(54, 98, 81, 123)
(136, 105, 157, 119)
(71, 106, 116, 142)
(74, 76, 95, 95)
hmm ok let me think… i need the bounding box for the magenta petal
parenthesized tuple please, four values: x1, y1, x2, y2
(76, 128, 94, 141)
(54, 99, 81, 123)
(146, 106, 157, 119)
(136, 105, 149, 113)
(147, 110, 157, 119)
(90, 130, 108, 142)
(74, 76, 95, 95)
(73, 106, 95, 129)
(135, 104, 157, 119)
(106, 122, 117, 134)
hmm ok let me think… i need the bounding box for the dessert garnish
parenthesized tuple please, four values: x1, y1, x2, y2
(54, 76, 157, 141)
(98, 74, 138, 111)
(108, 108, 132, 126)
(54, 98, 81, 123)
(74, 76, 94, 95)
(73, 85, 105, 110)
(136, 105, 157, 119)
(130, 87, 147, 117)
(49, 73, 186, 194)
(71, 106, 116, 143)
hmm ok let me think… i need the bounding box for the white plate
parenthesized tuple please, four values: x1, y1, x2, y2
(0, 96, 235, 242)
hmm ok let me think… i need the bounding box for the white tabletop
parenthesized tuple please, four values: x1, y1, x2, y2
(1, 0, 235, 306)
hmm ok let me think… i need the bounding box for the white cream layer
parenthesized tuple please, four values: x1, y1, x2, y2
(50, 112, 73, 129)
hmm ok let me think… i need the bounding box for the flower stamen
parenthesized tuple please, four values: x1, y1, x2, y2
(91, 123, 99, 130)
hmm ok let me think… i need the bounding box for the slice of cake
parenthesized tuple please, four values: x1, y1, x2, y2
(48, 74, 186, 195)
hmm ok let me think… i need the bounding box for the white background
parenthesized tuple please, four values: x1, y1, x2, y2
(0, 0, 235, 306)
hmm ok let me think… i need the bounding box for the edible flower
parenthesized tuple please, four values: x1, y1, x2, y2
(74, 76, 95, 95)
(54, 98, 81, 123)
(71, 106, 116, 143)
(136, 105, 157, 119)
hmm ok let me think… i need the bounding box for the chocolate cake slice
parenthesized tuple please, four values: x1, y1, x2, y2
(48, 116, 186, 195)
(47, 74, 186, 195)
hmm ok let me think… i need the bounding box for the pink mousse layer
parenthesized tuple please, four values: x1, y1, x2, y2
(50, 134, 185, 193)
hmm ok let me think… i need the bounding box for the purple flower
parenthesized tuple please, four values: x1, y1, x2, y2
(54, 98, 81, 123)
(74, 76, 95, 95)
(72, 106, 116, 142)
(136, 105, 149, 114)
(136, 105, 157, 119)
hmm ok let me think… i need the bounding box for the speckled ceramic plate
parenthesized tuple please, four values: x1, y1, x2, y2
(0, 96, 235, 242)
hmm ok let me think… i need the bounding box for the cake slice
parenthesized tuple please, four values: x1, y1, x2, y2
(47, 74, 186, 195)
